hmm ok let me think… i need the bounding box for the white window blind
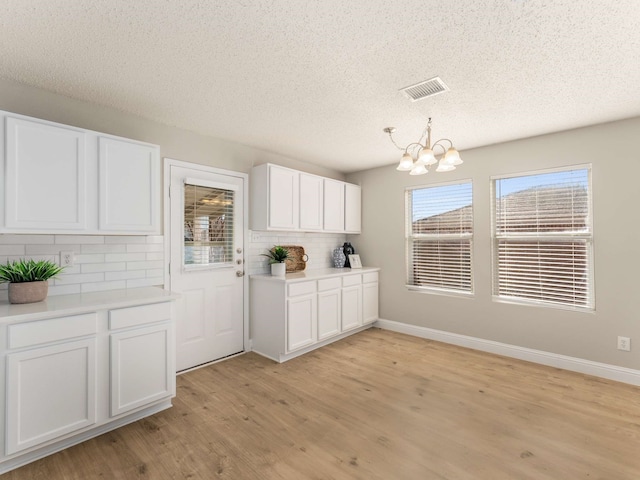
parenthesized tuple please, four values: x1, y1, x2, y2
(406, 181, 473, 294)
(492, 167, 593, 309)
(183, 183, 234, 266)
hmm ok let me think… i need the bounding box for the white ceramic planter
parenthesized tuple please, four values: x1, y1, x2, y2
(270, 262, 286, 277)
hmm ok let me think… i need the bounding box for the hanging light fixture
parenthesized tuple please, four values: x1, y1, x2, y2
(384, 118, 463, 175)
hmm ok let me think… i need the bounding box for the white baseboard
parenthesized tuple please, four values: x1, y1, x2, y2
(375, 319, 640, 386)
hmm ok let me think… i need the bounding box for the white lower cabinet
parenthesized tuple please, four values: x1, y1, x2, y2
(0, 288, 177, 474)
(251, 268, 379, 362)
(110, 323, 173, 417)
(6, 338, 97, 455)
(362, 271, 379, 324)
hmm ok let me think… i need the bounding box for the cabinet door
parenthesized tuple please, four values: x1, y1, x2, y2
(287, 294, 317, 352)
(99, 137, 160, 233)
(6, 338, 97, 454)
(269, 165, 299, 229)
(110, 323, 174, 417)
(323, 179, 345, 232)
(362, 282, 379, 324)
(299, 173, 323, 231)
(341, 285, 362, 331)
(5, 117, 86, 231)
(317, 289, 341, 340)
(345, 183, 362, 234)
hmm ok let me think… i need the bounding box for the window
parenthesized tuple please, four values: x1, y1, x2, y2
(492, 166, 593, 310)
(183, 183, 235, 266)
(406, 181, 473, 294)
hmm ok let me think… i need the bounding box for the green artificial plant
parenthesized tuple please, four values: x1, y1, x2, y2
(0, 259, 65, 284)
(262, 246, 290, 264)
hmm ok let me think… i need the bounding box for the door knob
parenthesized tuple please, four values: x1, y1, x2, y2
(236, 271, 245, 277)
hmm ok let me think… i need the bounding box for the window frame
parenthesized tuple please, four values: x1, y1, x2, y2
(405, 179, 474, 297)
(490, 164, 595, 312)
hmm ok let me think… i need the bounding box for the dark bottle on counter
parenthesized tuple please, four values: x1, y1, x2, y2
(343, 242, 355, 268)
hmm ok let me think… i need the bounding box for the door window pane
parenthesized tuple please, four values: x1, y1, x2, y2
(184, 184, 234, 266)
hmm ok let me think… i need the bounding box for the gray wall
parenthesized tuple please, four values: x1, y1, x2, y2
(0, 77, 344, 180)
(347, 116, 640, 369)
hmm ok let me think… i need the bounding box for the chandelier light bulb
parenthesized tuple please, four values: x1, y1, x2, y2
(436, 159, 456, 172)
(396, 153, 414, 171)
(444, 147, 463, 166)
(418, 147, 437, 166)
(409, 163, 428, 175)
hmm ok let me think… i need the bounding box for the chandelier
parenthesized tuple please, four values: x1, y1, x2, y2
(384, 118, 463, 175)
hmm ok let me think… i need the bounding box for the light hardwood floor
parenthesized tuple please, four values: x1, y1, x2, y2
(5, 328, 640, 479)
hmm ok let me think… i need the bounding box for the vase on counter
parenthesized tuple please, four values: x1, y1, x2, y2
(343, 242, 355, 268)
(270, 262, 286, 277)
(333, 247, 346, 268)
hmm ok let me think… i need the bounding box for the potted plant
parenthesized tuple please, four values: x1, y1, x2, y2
(0, 259, 65, 304)
(262, 246, 290, 277)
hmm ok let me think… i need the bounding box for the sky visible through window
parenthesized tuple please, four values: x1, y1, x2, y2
(412, 169, 589, 222)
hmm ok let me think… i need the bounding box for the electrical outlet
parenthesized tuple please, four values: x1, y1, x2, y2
(60, 251, 75, 267)
(251, 232, 261, 242)
(617, 336, 631, 352)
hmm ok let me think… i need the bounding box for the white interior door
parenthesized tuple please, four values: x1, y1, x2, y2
(168, 163, 245, 371)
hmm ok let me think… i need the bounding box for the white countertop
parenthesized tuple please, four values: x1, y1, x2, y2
(0, 286, 180, 323)
(250, 267, 380, 283)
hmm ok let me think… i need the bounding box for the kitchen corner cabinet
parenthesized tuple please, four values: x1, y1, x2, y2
(250, 267, 379, 363)
(250, 163, 361, 233)
(0, 110, 161, 235)
(0, 287, 177, 475)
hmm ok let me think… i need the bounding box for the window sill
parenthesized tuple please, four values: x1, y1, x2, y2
(492, 295, 595, 313)
(405, 285, 474, 300)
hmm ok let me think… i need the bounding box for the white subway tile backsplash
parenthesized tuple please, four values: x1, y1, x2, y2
(127, 276, 164, 288)
(56, 235, 105, 244)
(0, 245, 26, 255)
(81, 244, 127, 254)
(74, 254, 106, 264)
(0, 234, 166, 297)
(104, 252, 147, 262)
(127, 260, 164, 271)
(81, 262, 127, 273)
(105, 270, 146, 281)
(55, 272, 105, 285)
(126, 243, 163, 253)
(0, 235, 54, 244)
(105, 236, 147, 244)
(81, 280, 126, 293)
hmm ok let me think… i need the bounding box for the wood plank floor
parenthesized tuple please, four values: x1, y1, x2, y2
(5, 328, 640, 479)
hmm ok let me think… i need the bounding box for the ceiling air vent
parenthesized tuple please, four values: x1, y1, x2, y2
(400, 77, 449, 102)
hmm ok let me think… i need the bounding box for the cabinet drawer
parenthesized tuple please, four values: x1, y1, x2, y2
(342, 274, 362, 287)
(109, 302, 172, 330)
(8, 313, 97, 349)
(362, 271, 379, 284)
(318, 277, 341, 292)
(287, 281, 316, 297)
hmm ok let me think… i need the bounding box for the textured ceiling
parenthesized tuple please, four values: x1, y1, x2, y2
(0, 0, 639, 173)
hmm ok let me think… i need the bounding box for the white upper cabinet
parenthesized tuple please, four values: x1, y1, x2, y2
(5, 117, 87, 231)
(344, 183, 361, 234)
(299, 173, 323, 231)
(250, 163, 360, 233)
(99, 137, 160, 233)
(251, 164, 299, 231)
(1, 111, 161, 234)
(323, 178, 345, 232)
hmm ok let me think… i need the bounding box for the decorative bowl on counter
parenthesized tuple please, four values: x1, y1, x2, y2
(281, 245, 308, 272)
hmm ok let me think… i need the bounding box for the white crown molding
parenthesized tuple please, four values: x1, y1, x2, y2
(375, 319, 640, 386)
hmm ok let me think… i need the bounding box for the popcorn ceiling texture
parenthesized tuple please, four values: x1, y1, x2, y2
(0, 1, 637, 173)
